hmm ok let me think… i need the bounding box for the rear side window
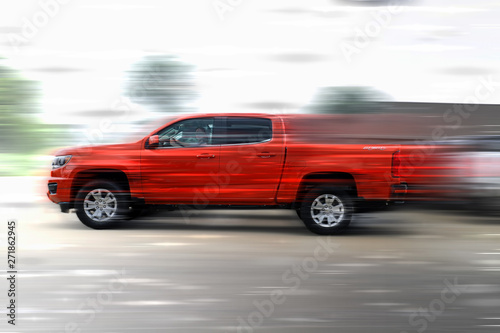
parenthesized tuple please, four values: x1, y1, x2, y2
(220, 117, 272, 145)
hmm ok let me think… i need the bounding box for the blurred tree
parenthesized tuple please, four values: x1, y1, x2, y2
(124, 55, 197, 113)
(0, 63, 41, 154)
(306, 86, 392, 114)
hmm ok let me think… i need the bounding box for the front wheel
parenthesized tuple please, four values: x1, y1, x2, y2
(299, 187, 353, 235)
(75, 181, 129, 229)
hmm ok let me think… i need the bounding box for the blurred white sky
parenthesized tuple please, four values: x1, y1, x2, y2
(0, 0, 499, 124)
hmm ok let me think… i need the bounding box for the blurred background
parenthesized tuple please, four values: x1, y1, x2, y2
(2, 0, 500, 174)
(2, 0, 500, 332)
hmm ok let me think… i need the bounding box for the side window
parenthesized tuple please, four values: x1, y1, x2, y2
(156, 118, 214, 148)
(221, 117, 272, 145)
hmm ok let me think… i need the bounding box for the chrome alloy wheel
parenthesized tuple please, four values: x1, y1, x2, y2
(84, 188, 118, 222)
(310, 194, 345, 227)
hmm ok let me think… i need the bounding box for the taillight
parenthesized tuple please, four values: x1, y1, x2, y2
(392, 150, 401, 178)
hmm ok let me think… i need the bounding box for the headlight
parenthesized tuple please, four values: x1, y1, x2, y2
(52, 155, 72, 169)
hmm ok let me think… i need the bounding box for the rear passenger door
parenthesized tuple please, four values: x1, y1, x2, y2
(215, 116, 285, 204)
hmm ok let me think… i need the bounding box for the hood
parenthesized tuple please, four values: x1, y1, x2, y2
(53, 141, 143, 156)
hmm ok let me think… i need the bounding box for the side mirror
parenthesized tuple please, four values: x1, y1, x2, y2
(147, 135, 159, 149)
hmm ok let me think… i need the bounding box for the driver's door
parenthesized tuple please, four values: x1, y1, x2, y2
(140, 117, 220, 204)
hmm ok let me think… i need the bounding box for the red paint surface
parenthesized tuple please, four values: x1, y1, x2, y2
(48, 114, 404, 206)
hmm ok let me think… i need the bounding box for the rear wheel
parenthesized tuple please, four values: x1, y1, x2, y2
(75, 181, 129, 229)
(299, 187, 353, 235)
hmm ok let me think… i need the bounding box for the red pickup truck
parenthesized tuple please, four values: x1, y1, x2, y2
(47, 113, 407, 235)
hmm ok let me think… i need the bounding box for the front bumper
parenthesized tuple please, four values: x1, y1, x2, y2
(47, 177, 72, 205)
(57, 202, 72, 213)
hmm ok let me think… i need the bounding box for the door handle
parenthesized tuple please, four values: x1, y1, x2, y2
(196, 153, 216, 159)
(257, 152, 276, 158)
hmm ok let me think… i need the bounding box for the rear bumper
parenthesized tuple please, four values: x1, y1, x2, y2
(390, 183, 408, 204)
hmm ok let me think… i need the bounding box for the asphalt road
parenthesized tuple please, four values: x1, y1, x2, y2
(2, 199, 500, 333)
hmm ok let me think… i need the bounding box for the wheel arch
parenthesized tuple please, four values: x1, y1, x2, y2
(70, 169, 131, 204)
(294, 172, 358, 207)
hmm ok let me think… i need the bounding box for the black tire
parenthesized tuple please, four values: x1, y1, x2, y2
(299, 187, 353, 235)
(75, 180, 129, 229)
